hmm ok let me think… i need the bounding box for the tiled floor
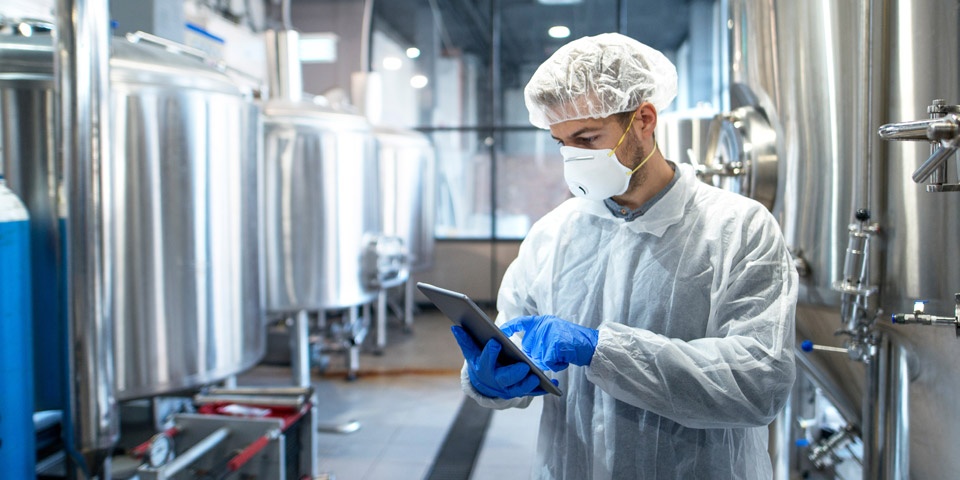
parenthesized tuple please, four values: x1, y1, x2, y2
(237, 308, 541, 480)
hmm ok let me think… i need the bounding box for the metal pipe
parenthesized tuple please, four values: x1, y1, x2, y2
(264, 29, 302, 102)
(768, 386, 793, 480)
(862, 334, 911, 479)
(878, 118, 942, 140)
(194, 394, 306, 407)
(360, 0, 374, 72)
(157, 427, 230, 478)
(54, 0, 118, 476)
(912, 144, 958, 183)
(207, 386, 312, 396)
(291, 310, 311, 388)
(279, 0, 292, 30)
(795, 348, 862, 428)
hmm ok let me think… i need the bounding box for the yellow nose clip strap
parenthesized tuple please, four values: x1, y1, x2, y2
(606, 112, 658, 176)
(627, 140, 659, 176)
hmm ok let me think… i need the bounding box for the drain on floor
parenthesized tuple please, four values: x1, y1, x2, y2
(424, 396, 494, 480)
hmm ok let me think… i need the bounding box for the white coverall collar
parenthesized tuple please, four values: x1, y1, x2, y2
(568, 162, 696, 237)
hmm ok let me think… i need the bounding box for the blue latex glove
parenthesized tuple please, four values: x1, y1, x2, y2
(451, 325, 556, 399)
(500, 315, 599, 372)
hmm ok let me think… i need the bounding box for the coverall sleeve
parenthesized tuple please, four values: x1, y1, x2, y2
(459, 237, 539, 410)
(585, 216, 798, 429)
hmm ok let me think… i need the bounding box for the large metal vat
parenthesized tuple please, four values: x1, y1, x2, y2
(262, 99, 381, 311)
(723, 1, 960, 478)
(0, 32, 266, 401)
(374, 126, 436, 273)
(109, 35, 265, 400)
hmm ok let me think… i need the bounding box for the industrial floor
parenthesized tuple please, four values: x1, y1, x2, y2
(237, 307, 542, 480)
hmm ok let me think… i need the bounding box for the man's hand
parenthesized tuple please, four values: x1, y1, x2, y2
(500, 315, 599, 372)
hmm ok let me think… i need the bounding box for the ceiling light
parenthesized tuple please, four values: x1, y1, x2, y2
(406, 47, 421, 59)
(382, 56, 403, 70)
(548, 26, 570, 39)
(410, 75, 429, 89)
(537, 0, 583, 4)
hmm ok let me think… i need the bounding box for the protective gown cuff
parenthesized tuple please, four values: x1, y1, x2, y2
(584, 324, 644, 385)
(459, 362, 533, 410)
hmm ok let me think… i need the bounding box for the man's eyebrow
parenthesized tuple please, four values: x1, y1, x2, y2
(553, 127, 601, 142)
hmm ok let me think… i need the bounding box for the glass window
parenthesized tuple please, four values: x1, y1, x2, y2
(372, 0, 707, 240)
(431, 130, 492, 239)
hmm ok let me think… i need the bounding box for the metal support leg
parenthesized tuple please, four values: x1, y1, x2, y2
(376, 289, 388, 352)
(404, 278, 415, 331)
(291, 310, 311, 388)
(347, 306, 360, 380)
(307, 393, 320, 477)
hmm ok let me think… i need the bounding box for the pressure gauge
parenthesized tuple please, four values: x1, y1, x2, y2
(146, 433, 173, 468)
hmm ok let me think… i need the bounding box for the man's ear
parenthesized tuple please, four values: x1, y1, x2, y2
(635, 102, 658, 136)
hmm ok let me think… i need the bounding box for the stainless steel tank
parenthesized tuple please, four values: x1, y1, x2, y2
(262, 99, 381, 311)
(1, 31, 266, 401)
(374, 126, 436, 273)
(109, 34, 265, 400)
(655, 109, 714, 166)
(722, 1, 960, 478)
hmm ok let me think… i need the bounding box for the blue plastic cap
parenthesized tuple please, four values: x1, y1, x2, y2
(795, 438, 810, 448)
(800, 340, 814, 352)
(891, 313, 897, 324)
(110, 20, 118, 30)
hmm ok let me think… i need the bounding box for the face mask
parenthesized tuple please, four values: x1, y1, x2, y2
(559, 114, 657, 200)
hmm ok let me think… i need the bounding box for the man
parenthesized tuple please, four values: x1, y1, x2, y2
(451, 33, 797, 479)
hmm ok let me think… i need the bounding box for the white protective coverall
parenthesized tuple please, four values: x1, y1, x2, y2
(461, 162, 798, 479)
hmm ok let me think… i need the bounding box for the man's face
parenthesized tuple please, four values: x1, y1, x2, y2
(549, 115, 640, 170)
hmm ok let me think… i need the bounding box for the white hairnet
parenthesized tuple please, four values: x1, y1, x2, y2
(524, 33, 678, 129)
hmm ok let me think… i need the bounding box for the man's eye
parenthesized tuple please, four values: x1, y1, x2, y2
(579, 136, 598, 145)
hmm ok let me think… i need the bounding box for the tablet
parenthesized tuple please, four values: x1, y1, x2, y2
(417, 282, 562, 396)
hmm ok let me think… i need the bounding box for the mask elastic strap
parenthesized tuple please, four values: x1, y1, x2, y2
(608, 112, 638, 156)
(627, 140, 658, 176)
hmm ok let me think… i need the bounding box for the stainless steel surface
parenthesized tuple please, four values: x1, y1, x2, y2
(729, 0, 960, 478)
(262, 100, 381, 311)
(109, 37, 265, 400)
(655, 109, 714, 165)
(55, 0, 118, 475)
(374, 126, 436, 273)
(700, 105, 778, 210)
(3, 30, 266, 403)
(265, 29, 302, 102)
(862, 333, 911, 480)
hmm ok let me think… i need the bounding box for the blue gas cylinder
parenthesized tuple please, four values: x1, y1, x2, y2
(0, 177, 35, 476)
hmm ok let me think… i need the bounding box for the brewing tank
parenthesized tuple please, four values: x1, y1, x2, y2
(262, 99, 381, 311)
(108, 35, 266, 400)
(725, 1, 960, 478)
(374, 126, 436, 273)
(0, 32, 266, 401)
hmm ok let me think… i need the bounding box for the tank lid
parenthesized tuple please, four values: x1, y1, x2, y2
(111, 33, 246, 96)
(262, 98, 373, 130)
(0, 33, 54, 80)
